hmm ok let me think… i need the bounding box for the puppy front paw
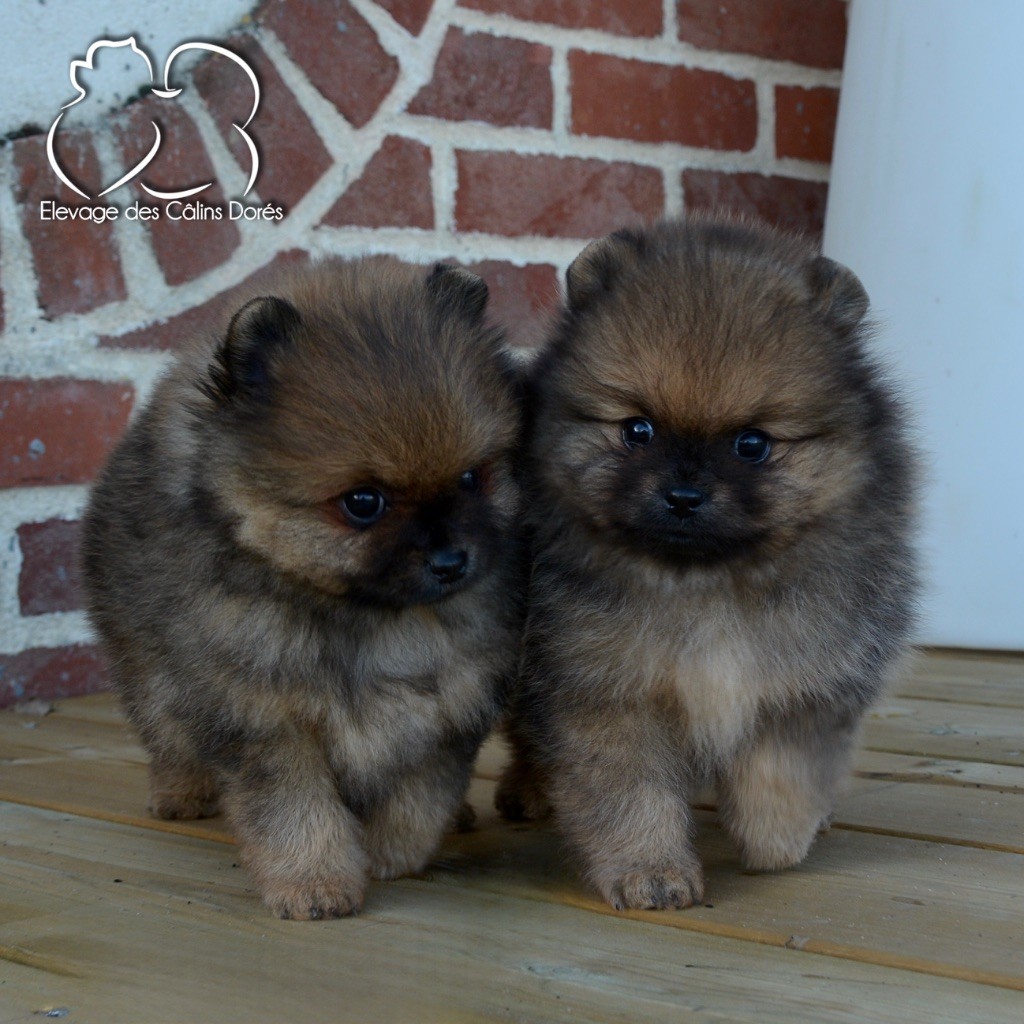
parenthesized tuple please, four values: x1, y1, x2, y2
(739, 826, 817, 872)
(262, 874, 365, 920)
(602, 863, 705, 911)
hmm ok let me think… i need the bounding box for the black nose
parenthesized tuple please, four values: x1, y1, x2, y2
(428, 548, 468, 583)
(665, 486, 706, 518)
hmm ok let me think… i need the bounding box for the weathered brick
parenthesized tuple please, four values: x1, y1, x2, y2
(376, 0, 434, 34)
(322, 136, 433, 229)
(100, 250, 308, 350)
(461, 0, 661, 37)
(193, 36, 331, 210)
(409, 29, 552, 129)
(0, 644, 108, 708)
(456, 151, 663, 237)
(12, 133, 127, 318)
(258, 0, 398, 127)
(0, 379, 134, 487)
(467, 261, 558, 347)
(115, 97, 240, 286)
(570, 52, 756, 150)
(775, 85, 839, 163)
(683, 169, 828, 237)
(17, 519, 83, 616)
(677, 0, 847, 69)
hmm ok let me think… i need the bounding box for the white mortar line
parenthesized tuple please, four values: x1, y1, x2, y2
(350, 0, 412, 57)
(663, 0, 679, 42)
(550, 45, 571, 141)
(385, 113, 831, 179)
(0, 484, 90, 651)
(256, 29, 358, 162)
(0, 146, 44, 335)
(431, 139, 457, 234)
(753, 76, 777, 165)
(449, 8, 844, 88)
(178, 85, 268, 247)
(91, 127, 170, 299)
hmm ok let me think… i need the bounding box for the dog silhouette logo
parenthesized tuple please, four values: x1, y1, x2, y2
(47, 37, 260, 200)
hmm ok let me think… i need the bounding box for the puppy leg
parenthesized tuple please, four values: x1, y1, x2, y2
(362, 750, 471, 880)
(221, 732, 368, 920)
(495, 744, 551, 822)
(718, 711, 858, 871)
(549, 709, 703, 911)
(148, 748, 220, 821)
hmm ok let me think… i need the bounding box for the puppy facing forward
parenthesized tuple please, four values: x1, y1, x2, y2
(497, 217, 919, 910)
(82, 258, 523, 919)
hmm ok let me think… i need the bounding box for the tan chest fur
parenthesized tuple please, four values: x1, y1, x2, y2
(572, 564, 821, 762)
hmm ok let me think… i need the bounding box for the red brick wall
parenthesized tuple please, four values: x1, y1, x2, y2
(0, 0, 847, 706)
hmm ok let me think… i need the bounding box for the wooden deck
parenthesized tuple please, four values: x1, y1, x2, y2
(1, 650, 1022, 1023)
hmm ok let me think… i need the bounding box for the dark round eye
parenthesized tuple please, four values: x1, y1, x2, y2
(340, 488, 386, 526)
(459, 469, 481, 493)
(622, 417, 655, 449)
(733, 429, 772, 464)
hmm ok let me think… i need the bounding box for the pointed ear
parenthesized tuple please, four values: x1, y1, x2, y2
(807, 256, 869, 332)
(426, 263, 489, 323)
(204, 295, 301, 402)
(565, 229, 642, 312)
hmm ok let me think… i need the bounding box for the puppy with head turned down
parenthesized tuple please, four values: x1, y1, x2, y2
(82, 258, 524, 919)
(498, 217, 919, 910)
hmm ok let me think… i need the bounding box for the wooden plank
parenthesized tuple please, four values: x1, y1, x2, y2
(444, 802, 1024, 991)
(5, 759, 1023, 994)
(897, 650, 1024, 708)
(1, 802, 1021, 1024)
(864, 697, 1024, 766)
(4, 718, 1024, 858)
(854, 749, 1024, 794)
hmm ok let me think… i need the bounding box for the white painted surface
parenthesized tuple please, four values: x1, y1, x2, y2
(825, 0, 1024, 649)
(0, 0, 254, 134)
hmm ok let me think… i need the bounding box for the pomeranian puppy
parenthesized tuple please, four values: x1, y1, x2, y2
(82, 258, 523, 919)
(497, 217, 919, 910)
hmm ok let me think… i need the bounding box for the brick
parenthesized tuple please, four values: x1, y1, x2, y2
(376, 0, 434, 34)
(12, 133, 127, 318)
(570, 52, 756, 150)
(115, 97, 240, 286)
(467, 261, 559, 347)
(677, 0, 847, 69)
(100, 249, 308, 350)
(683, 169, 828, 238)
(258, 0, 398, 127)
(323, 136, 433, 229)
(193, 36, 331, 210)
(0, 644, 108, 708)
(0, 379, 134, 487)
(409, 29, 552, 129)
(17, 519, 83, 616)
(461, 0, 661, 37)
(456, 151, 663, 237)
(775, 85, 839, 163)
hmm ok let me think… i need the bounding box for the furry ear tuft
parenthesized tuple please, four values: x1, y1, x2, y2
(807, 256, 869, 332)
(565, 230, 642, 312)
(426, 263, 489, 323)
(202, 296, 301, 403)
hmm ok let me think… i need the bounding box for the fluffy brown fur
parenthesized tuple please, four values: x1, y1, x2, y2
(497, 217, 919, 910)
(82, 258, 524, 919)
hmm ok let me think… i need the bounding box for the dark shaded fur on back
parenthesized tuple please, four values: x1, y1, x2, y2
(82, 257, 524, 919)
(498, 217, 919, 911)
